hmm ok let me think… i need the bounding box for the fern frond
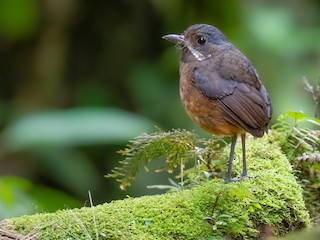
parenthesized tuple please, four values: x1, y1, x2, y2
(106, 128, 199, 190)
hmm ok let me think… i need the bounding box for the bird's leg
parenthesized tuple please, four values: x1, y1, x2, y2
(241, 133, 248, 177)
(226, 135, 238, 182)
(241, 133, 257, 179)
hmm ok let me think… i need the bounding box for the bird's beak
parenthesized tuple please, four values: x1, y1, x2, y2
(162, 34, 185, 46)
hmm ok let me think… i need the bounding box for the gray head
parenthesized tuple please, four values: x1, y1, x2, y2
(163, 24, 230, 61)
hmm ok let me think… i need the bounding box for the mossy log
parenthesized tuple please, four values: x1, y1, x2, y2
(0, 134, 310, 239)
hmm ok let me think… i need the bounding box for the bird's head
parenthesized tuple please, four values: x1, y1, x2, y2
(162, 24, 230, 62)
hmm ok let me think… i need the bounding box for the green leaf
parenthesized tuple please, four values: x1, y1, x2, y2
(2, 108, 155, 151)
(306, 117, 320, 126)
(31, 186, 81, 212)
(0, 176, 80, 219)
(0, 176, 35, 219)
(260, 199, 281, 209)
(146, 185, 180, 191)
(285, 111, 307, 121)
(252, 202, 262, 209)
(248, 206, 254, 213)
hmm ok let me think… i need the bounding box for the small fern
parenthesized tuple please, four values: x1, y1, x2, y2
(106, 128, 200, 190)
(272, 111, 320, 156)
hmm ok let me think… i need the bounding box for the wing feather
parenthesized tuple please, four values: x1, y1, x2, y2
(193, 60, 272, 137)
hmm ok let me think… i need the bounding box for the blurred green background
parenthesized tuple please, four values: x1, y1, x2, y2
(0, 0, 319, 219)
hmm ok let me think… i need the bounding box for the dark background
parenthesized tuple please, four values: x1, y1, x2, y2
(0, 0, 319, 219)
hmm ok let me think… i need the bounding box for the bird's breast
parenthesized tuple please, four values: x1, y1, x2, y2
(179, 63, 244, 136)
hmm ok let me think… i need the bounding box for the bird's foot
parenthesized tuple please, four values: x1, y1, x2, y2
(241, 174, 258, 180)
(225, 177, 241, 183)
(226, 174, 258, 183)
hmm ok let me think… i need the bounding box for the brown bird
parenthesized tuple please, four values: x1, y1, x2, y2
(163, 24, 272, 182)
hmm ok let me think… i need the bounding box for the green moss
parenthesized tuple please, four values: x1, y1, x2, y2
(2, 190, 214, 239)
(269, 127, 320, 224)
(0, 133, 310, 239)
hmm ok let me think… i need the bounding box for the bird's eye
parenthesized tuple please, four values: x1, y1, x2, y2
(197, 37, 206, 45)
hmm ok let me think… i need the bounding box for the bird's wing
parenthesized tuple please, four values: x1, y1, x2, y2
(193, 57, 272, 137)
(216, 49, 262, 89)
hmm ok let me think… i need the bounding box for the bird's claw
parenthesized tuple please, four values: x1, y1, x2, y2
(241, 174, 258, 179)
(226, 174, 258, 183)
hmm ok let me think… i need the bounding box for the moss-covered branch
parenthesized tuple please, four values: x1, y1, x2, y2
(0, 133, 310, 239)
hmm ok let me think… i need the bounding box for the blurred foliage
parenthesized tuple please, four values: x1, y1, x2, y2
(272, 108, 320, 225)
(268, 227, 320, 240)
(2, 108, 154, 150)
(0, 0, 319, 220)
(0, 176, 80, 220)
(0, 0, 39, 40)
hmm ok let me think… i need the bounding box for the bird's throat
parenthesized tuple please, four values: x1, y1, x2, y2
(186, 45, 205, 61)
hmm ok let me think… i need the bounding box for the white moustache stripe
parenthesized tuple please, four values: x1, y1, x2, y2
(187, 45, 205, 61)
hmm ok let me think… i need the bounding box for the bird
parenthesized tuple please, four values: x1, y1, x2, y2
(162, 24, 272, 182)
